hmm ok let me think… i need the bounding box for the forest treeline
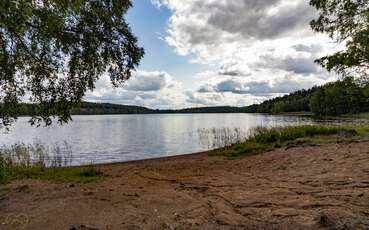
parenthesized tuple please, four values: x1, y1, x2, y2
(16, 102, 155, 116)
(14, 102, 244, 116)
(12, 78, 369, 117)
(71, 103, 244, 115)
(244, 77, 369, 116)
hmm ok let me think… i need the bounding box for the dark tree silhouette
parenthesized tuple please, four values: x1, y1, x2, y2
(310, 0, 369, 77)
(0, 0, 144, 128)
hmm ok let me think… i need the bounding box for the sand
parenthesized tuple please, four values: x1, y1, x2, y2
(1, 141, 369, 230)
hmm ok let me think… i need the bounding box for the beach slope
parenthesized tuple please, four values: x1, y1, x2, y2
(1, 141, 369, 229)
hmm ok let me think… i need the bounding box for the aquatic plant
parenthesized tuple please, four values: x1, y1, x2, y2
(0, 143, 103, 184)
(198, 127, 246, 149)
(213, 125, 368, 158)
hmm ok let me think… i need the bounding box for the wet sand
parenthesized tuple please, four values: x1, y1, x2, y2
(1, 141, 369, 229)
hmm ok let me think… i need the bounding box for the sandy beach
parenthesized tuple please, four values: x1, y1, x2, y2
(1, 141, 369, 230)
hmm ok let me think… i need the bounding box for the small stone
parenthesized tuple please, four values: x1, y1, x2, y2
(15, 185, 30, 193)
(85, 191, 94, 196)
(70, 225, 100, 230)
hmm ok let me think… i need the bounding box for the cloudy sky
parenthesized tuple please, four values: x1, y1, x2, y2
(85, 0, 340, 109)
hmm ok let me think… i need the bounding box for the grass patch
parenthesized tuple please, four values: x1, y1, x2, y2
(0, 143, 106, 184)
(0, 164, 106, 184)
(214, 125, 369, 158)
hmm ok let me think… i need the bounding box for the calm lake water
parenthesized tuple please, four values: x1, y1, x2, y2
(0, 113, 345, 165)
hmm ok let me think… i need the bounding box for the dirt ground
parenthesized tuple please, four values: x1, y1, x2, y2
(1, 141, 369, 230)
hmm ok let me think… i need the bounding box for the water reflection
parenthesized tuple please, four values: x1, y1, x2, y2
(0, 114, 366, 166)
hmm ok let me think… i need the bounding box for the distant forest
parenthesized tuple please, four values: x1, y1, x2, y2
(244, 77, 369, 116)
(70, 104, 244, 115)
(15, 102, 244, 116)
(13, 78, 369, 117)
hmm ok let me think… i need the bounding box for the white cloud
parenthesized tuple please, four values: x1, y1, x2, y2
(145, 0, 342, 108)
(185, 91, 275, 107)
(195, 73, 327, 95)
(87, 0, 342, 109)
(150, 0, 167, 8)
(85, 70, 186, 109)
(153, 0, 340, 75)
(125, 71, 174, 92)
(155, 1, 321, 60)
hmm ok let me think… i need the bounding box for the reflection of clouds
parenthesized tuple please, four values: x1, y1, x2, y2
(5, 115, 364, 165)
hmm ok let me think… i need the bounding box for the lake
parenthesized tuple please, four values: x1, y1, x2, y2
(0, 113, 334, 165)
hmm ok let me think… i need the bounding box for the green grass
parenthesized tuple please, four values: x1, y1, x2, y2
(214, 125, 369, 158)
(0, 164, 106, 184)
(0, 143, 106, 184)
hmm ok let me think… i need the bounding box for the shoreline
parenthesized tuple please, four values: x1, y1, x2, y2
(74, 150, 213, 168)
(1, 141, 369, 229)
(73, 139, 369, 168)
